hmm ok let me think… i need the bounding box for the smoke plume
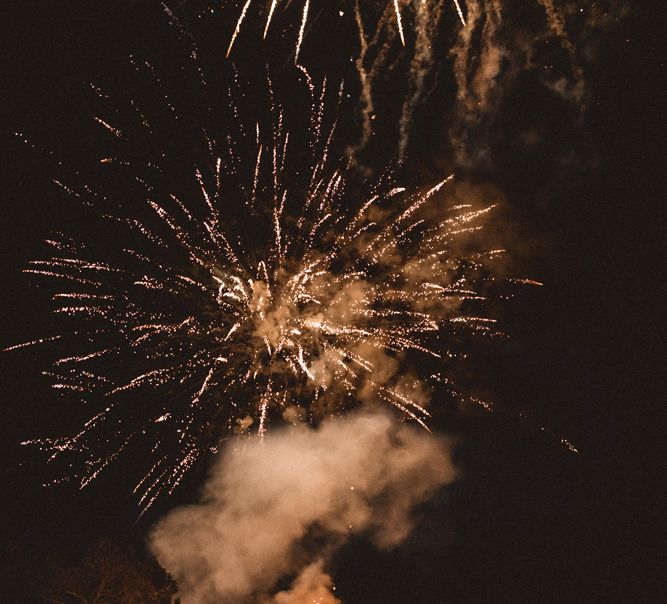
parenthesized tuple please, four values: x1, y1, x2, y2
(149, 411, 456, 603)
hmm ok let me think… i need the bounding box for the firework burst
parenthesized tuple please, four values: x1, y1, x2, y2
(6, 38, 521, 512)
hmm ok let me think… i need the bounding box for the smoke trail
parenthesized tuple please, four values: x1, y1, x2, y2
(347, 1, 397, 161)
(446, 0, 621, 169)
(149, 411, 456, 603)
(449, 0, 509, 168)
(397, 0, 446, 160)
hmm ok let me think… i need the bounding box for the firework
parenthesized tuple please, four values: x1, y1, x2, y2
(7, 38, 518, 513)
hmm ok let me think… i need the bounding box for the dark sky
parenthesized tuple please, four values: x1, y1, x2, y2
(0, 2, 663, 602)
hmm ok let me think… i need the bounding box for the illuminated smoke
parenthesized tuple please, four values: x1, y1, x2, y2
(272, 562, 340, 604)
(149, 411, 456, 604)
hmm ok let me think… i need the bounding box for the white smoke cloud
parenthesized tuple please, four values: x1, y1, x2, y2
(149, 411, 456, 603)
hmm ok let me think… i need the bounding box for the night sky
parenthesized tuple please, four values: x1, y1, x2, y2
(0, 2, 662, 603)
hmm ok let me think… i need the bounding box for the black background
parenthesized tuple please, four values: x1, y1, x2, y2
(0, 2, 663, 602)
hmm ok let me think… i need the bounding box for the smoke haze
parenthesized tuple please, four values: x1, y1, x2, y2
(150, 412, 456, 603)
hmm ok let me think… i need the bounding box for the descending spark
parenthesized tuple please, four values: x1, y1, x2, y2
(453, 0, 466, 26)
(294, 0, 310, 64)
(226, 0, 253, 58)
(3, 335, 63, 352)
(264, 0, 278, 38)
(392, 0, 406, 46)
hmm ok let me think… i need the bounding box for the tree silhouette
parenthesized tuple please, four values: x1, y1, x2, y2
(40, 540, 175, 604)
